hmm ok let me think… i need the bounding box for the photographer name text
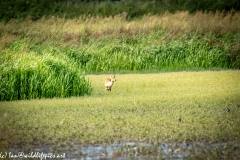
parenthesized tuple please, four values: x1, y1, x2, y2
(0, 152, 65, 160)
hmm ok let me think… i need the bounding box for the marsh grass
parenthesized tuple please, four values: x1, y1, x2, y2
(0, 11, 240, 100)
(0, 70, 239, 149)
(1, 0, 239, 22)
(0, 41, 92, 101)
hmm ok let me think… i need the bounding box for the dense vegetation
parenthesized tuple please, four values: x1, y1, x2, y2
(0, 0, 239, 22)
(0, 41, 92, 101)
(0, 2, 240, 158)
(0, 1, 239, 101)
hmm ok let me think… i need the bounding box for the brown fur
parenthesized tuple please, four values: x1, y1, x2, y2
(105, 75, 116, 91)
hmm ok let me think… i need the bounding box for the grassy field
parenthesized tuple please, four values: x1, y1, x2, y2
(0, 10, 240, 158)
(0, 70, 240, 149)
(1, 11, 240, 100)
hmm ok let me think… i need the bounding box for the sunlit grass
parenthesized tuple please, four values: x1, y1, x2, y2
(0, 11, 239, 50)
(1, 11, 239, 39)
(0, 42, 92, 101)
(1, 11, 239, 100)
(0, 70, 239, 148)
(0, 12, 240, 100)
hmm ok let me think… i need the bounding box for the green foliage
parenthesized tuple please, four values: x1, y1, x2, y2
(0, 11, 239, 101)
(62, 34, 235, 73)
(0, 41, 92, 101)
(0, 0, 239, 22)
(0, 32, 238, 101)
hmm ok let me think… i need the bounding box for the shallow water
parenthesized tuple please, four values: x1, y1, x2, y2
(9, 141, 240, 159)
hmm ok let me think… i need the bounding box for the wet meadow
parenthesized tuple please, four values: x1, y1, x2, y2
(0, 8, 240, 159)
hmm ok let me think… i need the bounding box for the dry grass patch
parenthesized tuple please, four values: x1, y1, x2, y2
(0, 11, 239, 47)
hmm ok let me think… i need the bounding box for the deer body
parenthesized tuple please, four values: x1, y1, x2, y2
(105, 75, 116, 91)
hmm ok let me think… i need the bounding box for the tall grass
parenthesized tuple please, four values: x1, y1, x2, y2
(0, 40, 92, 101)
(65, 36, 233, 73)
(0, 11, 239, 100)
(1, 0, 239, 22)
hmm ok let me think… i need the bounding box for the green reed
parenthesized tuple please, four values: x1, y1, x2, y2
(0, 41, 92, 101)
(1, 27, 239, 101)
(64, 34, 235, 73)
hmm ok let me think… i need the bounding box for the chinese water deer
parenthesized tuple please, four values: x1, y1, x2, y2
(105, 75, 116, 91)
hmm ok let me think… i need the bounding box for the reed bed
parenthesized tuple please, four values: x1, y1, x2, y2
(0, 11, 239, 100)
(1, 11, 240, 41)
(0, 41, 92, 101)
(65, 37, 233, 72)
